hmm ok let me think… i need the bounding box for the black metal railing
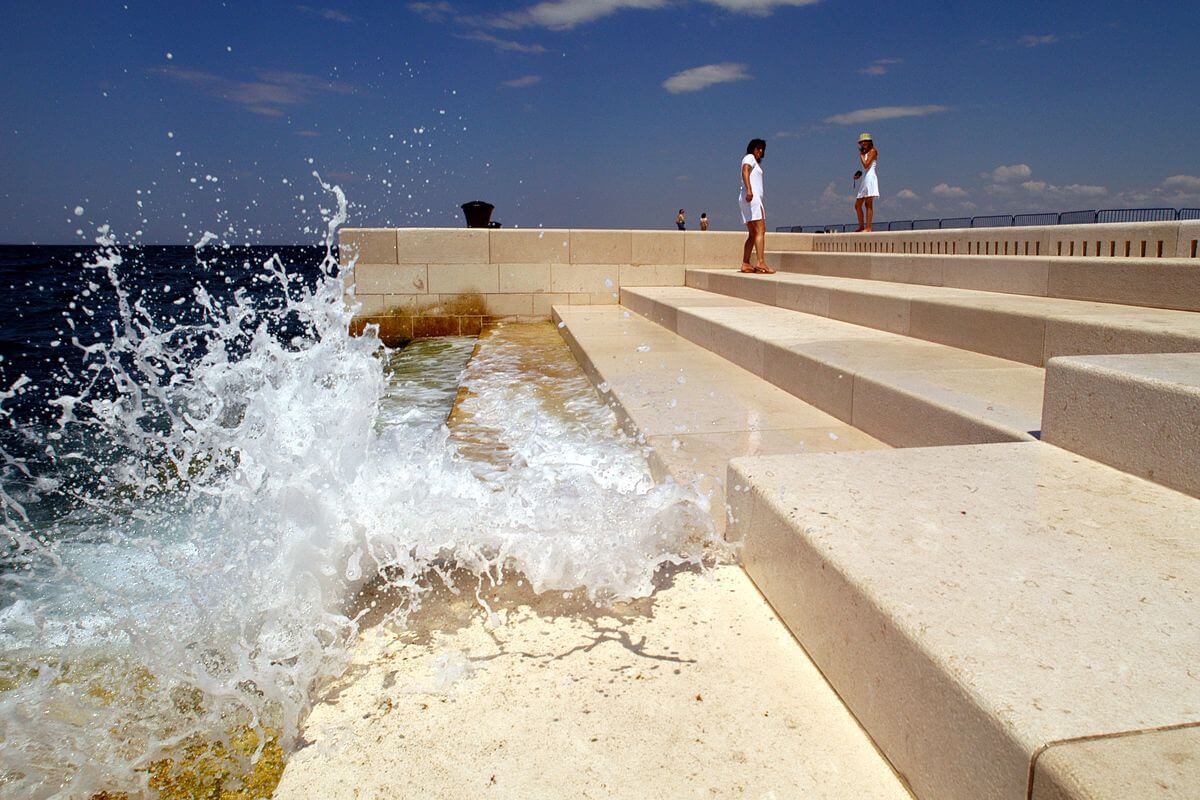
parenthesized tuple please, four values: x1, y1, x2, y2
(1013, 212, 1058, 227)
(776, 207, 1197, 234)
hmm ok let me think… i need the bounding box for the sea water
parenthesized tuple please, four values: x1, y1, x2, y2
(0, 187, 716, 797)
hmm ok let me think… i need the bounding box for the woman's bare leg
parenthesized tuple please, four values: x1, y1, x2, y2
(741, 222, 755, 271)
(752, 220, 773, 272)
(864, 198, 874, 232)
(854, 198, 865, 232)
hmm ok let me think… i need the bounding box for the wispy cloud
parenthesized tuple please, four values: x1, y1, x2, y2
(458, 30, 548, 53)
(297, 5, 355, 23)
(1018, 33, 1058, 47)
(857, 57, 902, 76)
(408, 1, 455, 22)
(663, 62, 751, 93)
(700, 0, 822, 14)
(154, 67, 357, 116)
(932, 182, 969, 199)
(823, 104, 949, 125)
(486, 0, 669, 31)
(895, 188, 920, 201)
(501, 74, 543, 88)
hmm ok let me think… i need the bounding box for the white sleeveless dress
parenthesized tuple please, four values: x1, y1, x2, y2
(857, 155, 879, 199)
(738, 154, 764, 223)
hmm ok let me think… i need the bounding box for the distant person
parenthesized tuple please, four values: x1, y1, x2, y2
(739, 138, 774, 273)
(676, 209, 686, 230)
(699, 212, 709, 231)
(854, 132, 879, 232)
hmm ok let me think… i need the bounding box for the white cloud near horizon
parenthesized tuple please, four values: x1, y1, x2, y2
(663, 62, 751, 93)
(990, 163, 1032, 183)
(501, 74, 543, 88)
(1164, 175, 1200, 192)
(895, 188, 919, 201)
(824, 104, 949, 125)
(932, 182, 969, 199)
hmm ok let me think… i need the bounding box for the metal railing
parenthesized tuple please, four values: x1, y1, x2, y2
(1097, 207, 1176, 223)
(1013, 212, 1058, 227)
(776, 206, 1198, 234)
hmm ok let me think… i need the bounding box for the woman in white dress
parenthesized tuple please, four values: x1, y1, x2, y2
(739, 138, 774, 273)
(854, 132, 879, 232)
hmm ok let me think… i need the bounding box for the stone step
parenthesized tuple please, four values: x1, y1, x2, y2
(552, 305, 887, 529)
(726, 442, 1200, 800)
(1042, 352, 1200, 498)
(766, 251, 1200, 312)
(621, 286, 1044, 447)
(687, 269, 1200, 367)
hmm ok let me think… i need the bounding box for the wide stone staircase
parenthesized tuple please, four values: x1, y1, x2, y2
(554, 238, 1200, 799)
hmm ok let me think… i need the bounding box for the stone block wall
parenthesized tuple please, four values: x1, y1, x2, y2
(340, 227, 815, 342)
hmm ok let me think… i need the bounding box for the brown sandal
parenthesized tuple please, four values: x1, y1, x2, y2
(754, 263, 776, 274)
(739, 263, 756, 273)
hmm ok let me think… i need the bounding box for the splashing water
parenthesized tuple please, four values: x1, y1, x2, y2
(0, 181, 717, 797)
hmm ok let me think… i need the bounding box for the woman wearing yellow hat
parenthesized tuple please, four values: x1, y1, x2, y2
(854, 133, 879, 232)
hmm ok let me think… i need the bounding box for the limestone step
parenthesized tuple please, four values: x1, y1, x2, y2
(621, 286, 1044, 447)
(726, 442, 1200, 800)
(1042, 352, 1200, 498)
(687, 269, 1200, 367)
(766, 251, 1200, 312)
(552, 305, 887, 529)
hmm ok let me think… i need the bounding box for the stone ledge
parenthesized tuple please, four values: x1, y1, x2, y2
(1042, 353, 1200, 498)
(727, 442, 1200, 800)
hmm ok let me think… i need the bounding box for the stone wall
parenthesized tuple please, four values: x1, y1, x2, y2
(340, 227, 814, 342)
(811, 220, 1200, 259)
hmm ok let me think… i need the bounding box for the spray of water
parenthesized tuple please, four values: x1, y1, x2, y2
(0, 178, 717, 797)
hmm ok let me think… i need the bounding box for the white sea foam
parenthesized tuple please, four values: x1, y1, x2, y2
(0, 179, 717, 797)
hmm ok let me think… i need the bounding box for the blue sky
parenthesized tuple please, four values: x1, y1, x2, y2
(2, 0, 1198, 242)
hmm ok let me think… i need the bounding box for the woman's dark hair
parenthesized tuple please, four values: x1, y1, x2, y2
(746, 138, 766, 155)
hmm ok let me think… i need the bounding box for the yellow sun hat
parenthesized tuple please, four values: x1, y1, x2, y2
(858, 132, 873, 142)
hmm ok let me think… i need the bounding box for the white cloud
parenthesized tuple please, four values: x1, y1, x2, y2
(991, 163, 1032, 183)
(408, 1, 455, 22)
(819, 180, 851, 209)
(297, 5, 354, 22)
(488, 0, 668, 30)
(663, 62, 751, 93)
(500, 74, 542, 88)
(1018, 33, 1058, 47)
(858, 57, 902, 76)
(700, 0, 822, 14)
(1021, 180, 1107, 200)
(459, 30, 548, 52)
(824, 104, 949, 125)
(895, 188, 919, 201)
(1061, 184, 1107, 197)
(932, 183, 969, 199)
(1164, 175, 1200, 192)
(154, 67, 357, 116)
